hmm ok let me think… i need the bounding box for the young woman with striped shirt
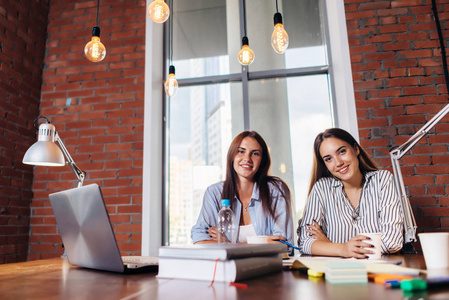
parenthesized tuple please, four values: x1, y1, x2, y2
(297, 128, 404, 258)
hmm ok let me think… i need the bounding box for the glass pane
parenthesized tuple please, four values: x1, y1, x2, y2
(248, 75, 333, 220)
(172, 0, 231, 79)
(167, 83, 242, 245)
(165, 0, 333, 246)
(245, 0, 326, 72)
(171, 0, 326, 78)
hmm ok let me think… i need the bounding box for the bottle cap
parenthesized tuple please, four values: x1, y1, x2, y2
(221, 199, 230, 206)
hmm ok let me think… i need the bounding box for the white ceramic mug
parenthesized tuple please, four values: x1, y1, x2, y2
(418, 232, 449, 269)
(247, 235, 269, 244)
(359, 232, 381, 260)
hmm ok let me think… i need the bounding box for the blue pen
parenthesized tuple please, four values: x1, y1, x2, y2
(278, 239, 301, 251)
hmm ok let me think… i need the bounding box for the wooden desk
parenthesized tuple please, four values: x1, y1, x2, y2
(0, 255, 448, 300)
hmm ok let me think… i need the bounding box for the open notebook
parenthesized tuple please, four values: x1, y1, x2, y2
(49, 184, 158, 273)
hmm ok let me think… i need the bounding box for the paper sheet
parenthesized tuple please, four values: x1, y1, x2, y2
(284, 256, 423, 276)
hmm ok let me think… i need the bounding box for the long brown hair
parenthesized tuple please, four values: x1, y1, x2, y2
(308, 128, 378, 195)
(221, 131, 291, 220)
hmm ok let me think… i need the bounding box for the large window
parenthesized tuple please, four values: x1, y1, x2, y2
(162, 0, 353, 246)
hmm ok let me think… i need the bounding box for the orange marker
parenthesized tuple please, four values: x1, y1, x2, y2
(372, 274, 413, 285)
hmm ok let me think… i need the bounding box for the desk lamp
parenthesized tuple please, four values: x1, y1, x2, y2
(390, 0, 449, 253)
(390, 103, 449, 253)
(23, 116, 85, 188)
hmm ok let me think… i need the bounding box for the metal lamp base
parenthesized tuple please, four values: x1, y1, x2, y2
(401, 242, 417, 254)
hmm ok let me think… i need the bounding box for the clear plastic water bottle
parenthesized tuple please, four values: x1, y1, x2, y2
(216, 199, 236, 243)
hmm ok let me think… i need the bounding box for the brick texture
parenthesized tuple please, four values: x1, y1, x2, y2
(0, 0, 49, 264)
(28, 0, 146, 261)
(2, 0, 448, 263)
(346, 0, 449, 248)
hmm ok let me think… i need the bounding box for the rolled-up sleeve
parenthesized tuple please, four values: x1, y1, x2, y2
(190, 184, 222, 244)
(379, 171, 404, 254)
(297, 186, 324, 255)
(269, 184, 294, 245)
(296, 171, 404, 255)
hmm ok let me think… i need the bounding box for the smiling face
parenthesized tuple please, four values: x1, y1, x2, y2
(233, 137, 262, 183)
(319, 137, 362, 183)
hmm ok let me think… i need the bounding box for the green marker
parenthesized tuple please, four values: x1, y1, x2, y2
(400, 279, 427, 291)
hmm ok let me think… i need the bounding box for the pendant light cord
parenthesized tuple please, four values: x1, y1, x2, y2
(275, 0, 279, 13)
(431, 0, 449, 93)
(243, 0, 247, 37)
(96, 0, 100, 26)
(169, 0, 173, 65)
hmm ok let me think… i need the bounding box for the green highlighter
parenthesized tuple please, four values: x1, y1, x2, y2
(400, 279, 427, 291)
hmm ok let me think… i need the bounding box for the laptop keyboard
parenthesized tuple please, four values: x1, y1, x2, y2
(122, 256, 159, 266)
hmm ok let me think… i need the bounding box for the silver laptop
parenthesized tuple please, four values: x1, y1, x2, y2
(49, 184, 158, 273)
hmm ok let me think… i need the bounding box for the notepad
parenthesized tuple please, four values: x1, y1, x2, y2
(285, 257, 423, 276)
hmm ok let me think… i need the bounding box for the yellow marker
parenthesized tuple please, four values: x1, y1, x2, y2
(308, 276, 324, 283)
(307, 269, 324, 277)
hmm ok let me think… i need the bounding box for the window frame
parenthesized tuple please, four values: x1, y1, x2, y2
(142, 0, 357, 255)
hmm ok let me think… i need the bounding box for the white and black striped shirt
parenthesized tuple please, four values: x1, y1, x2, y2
(298, 170, 404, 255)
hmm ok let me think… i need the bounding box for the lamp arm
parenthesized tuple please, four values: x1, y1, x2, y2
(389, 102, 449, 243)
(390, 154, 417, 243)
(393, 103, 449, 159)
(54, 133, 85, 187)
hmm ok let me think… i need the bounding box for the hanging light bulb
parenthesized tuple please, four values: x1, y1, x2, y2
(238, 37, 255, 66)
(84, 26, 106, 62)
(271, 12, 289, 54)
(148, 0, 170, 23)
(164, 65, 178, 97)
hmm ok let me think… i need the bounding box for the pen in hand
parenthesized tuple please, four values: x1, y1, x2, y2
(277, 239, 301, 251)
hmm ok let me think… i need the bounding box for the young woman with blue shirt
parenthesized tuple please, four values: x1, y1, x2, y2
(297, 128, 404, 258)
(191, 131, 294, 246)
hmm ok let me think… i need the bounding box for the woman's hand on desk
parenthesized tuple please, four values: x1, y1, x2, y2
(342, 235, 373, 259)
(205, 228, 288, 245)
(266, 235, 287, 244)
(309, 233, 373, 258)
(194, 227, 218, 244)
(207, 226, 218, 241)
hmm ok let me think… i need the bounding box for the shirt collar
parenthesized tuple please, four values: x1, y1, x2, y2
(233, 182, 260, 202)
(251, 182, 260, 201)
(331, 171, 377, 188)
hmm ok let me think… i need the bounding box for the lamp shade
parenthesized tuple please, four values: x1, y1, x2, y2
(23, 123, 65, 166)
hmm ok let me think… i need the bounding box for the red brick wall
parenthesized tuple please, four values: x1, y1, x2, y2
(0, 0, 49, 263)
(28, 0, 146, 261)
(346, 0, 449, 244)
(3, 0, 448, 262)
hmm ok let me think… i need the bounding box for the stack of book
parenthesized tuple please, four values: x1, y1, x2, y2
(157, 243, 287, 283)
(325, 261, 368, 285)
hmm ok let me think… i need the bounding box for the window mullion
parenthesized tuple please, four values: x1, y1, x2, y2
(177, 66, 330, 87)
(242, 65, 250, 131)
(321, 0, 338, 127)
(248, 66, 329, 81)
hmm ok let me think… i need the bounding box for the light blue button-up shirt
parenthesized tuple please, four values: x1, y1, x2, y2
(191, 181, 294, 245)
